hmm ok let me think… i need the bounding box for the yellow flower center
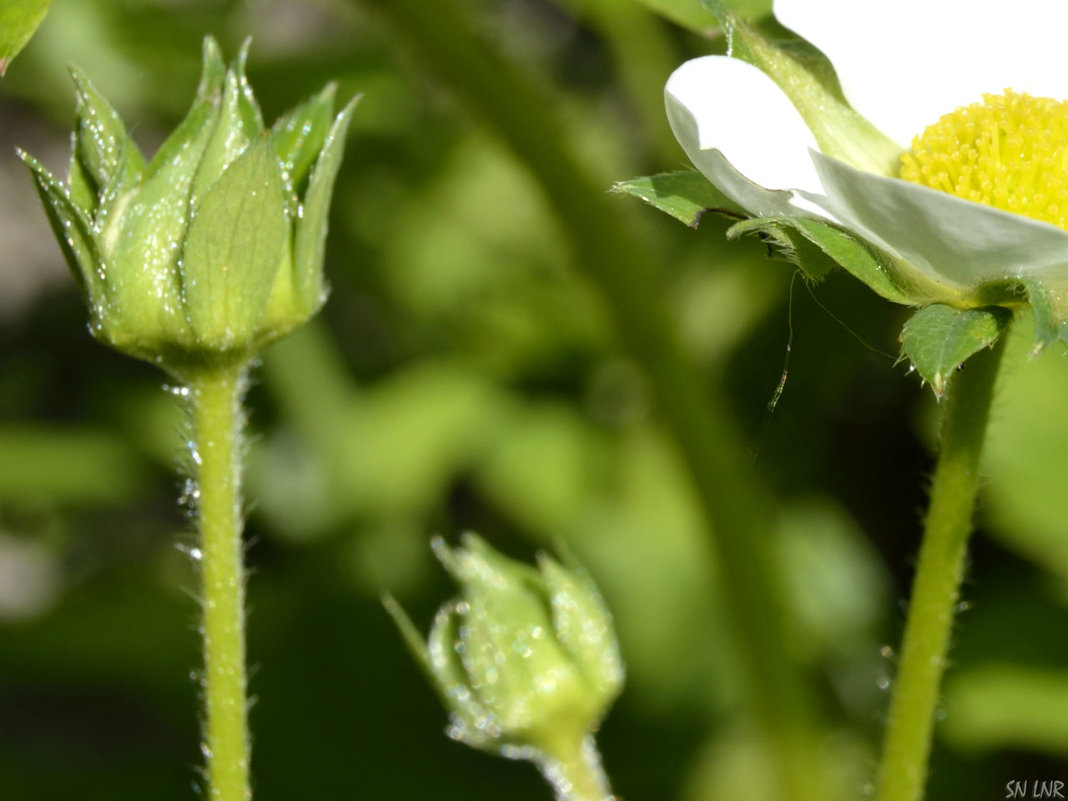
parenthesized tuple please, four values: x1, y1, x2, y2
(900, 90, 1068, 231)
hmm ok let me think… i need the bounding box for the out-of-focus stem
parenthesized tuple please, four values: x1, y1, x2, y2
(356, 1, 827, 798)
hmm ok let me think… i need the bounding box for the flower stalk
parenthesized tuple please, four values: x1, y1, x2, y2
(190, 360, 251, 801)
(876, 333, 1007, 801)
(538, 734, 614, 801)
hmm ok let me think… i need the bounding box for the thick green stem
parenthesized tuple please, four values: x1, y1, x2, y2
(876, 336, 1007, 801)
(356, 1, 825, 798)
(190, 362, 251, 801)
(539, 735, 614, 801)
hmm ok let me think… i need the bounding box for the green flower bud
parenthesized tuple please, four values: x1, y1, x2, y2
(19, 37, 357, 375)
(388, 535, 624, 770)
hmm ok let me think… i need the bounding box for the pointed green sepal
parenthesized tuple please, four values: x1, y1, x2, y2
(93, 148, 142, 237)
(293, 95, 359, 310)
(181, 137, 288, 350)
(726, 214, 961, 304)
(728, 216, 836, 282)
(382, 594, 438, 688)
(900, 303, 1013, 398)
(1019, 278, 1068, 355)
(66, 143, 97, 217)
(108, 99, 218, 351)
(19, 150, 106, 297)
(191, 67, 262, 204)
(425, 599, 497, 745)
(229, 38, 265, 136)
(612, 170, 745, 227)
(539, 554, 624, 702)
(272, 83, 336, 189)
(68, 65, 144, 199)
(145, 79, 221, 180)
(423, 599, 471, 703)
(195, 35, 226, 103)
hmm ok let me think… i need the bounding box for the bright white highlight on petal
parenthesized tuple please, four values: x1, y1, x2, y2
(665, 55, 823, 213)
(775, 0, 1068, 145)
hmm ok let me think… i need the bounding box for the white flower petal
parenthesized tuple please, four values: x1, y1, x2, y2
(811, 151, 1068, 291)
(775, 0, 1068, 145)
(665, 55, 826, 217)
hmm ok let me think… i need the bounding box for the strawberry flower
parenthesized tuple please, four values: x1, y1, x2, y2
(662, 0, 1068, 354)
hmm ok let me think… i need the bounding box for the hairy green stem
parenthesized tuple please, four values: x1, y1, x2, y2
(357, 1, 826, 798)
(540, 735, 614, 801)
(876, 336, 1007, 801)
(190, 362, 251, 801)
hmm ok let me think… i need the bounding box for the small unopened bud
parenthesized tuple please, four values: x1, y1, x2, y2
(387, 534, 623, 801)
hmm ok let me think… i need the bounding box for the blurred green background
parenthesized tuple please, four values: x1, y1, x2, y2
(1, 1, 1067, 799)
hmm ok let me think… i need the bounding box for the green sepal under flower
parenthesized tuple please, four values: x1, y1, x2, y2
(617, 168, 1034, 396)
(898, 304, 1012, 398)
(615, 170, 962, 305)
(386, 535, 623, 764)
(20, 36, 357, 376)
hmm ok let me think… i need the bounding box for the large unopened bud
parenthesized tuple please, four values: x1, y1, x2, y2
(21, 37, 356, 376)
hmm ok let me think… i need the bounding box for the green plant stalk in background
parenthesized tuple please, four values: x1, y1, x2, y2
(876, 335, 1008, 801)
(190, 362, 251, 801)
(358, 0, 827, 798)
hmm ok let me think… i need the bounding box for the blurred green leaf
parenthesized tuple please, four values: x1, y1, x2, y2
(684, 726, 867, 801)
(614, 170, 743, 227)
(342, 365, 510, 516)
(0, 424, 147, 504)
(983, 320, 1068, 576)
(900, 304, 1011, 398)
(774, 499, 889, 660)
(944, 665, 1068, 756)
(255, 354, 513, 537)
(629, 0, 770, 34)
(474, 402, 607, 537)
(629, 0, 716, 35)
(0, 0, 51, 76)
